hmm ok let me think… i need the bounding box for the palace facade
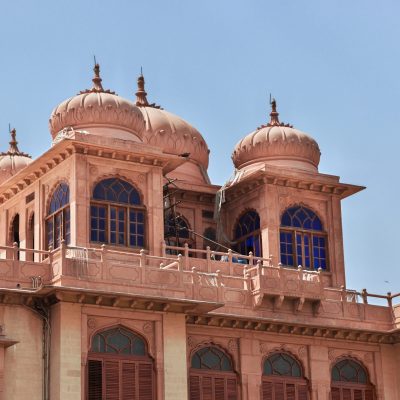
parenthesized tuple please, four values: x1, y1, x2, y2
(0, 64, 398, 400)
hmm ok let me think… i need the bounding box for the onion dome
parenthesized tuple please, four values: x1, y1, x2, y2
(0, 128, 32, 184)
(49, 64, 145, 142)
(135, 73, 210, 183)
(232, 99, 321, 172)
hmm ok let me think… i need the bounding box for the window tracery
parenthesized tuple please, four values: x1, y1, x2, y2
(90, 178, 145, 247)
(280, 205, 327, 269)
(45, 183, 70, 249)
(234, 210, 261, 257)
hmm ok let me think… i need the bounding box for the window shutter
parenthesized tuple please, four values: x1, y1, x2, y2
(331, 387, 340, 400)
(274, 382, 285, 400)
(104, 360, 120, 400)
(354, 389, 363, 400)
(88, 360, 103, 400)
(342, 388, 351, 400)
(297, 384, 308, 400)
(138, 362, 153, 400)
(190, 375, 201, 400)
(262, 381, 273, 400)
(214, 377, 226, 400)
(364, 389, 374, 400)
(121, 361, 136, 400)
(226, 378, 237, 400)
(201, 376, 213, 400)
(286, 383, 295, 400)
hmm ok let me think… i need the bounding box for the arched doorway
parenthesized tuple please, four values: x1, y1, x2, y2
(189, 345, 238, 400)
(262, 352, 309, 400)
(87, 326, 154, 400)
(331, 358, 375, 400)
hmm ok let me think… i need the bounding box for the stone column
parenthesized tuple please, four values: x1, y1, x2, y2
(309, 345, 330, 400)
(50, 302, 82, 400)
(163, 313, 188, 400)
(240, 337, 262, 400)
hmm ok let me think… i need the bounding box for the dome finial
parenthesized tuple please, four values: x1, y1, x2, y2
(136, 68, 149, 107)
(91, 57, 104, 92)
(268, 96, 280, 126)
(0, 127, 31, 158)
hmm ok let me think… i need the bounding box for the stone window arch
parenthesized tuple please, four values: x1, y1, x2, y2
(90, 178, 145, 247)
(189, 345, 238, 400)
(87, 325, 154, 400)
(280, 205, 328, 269)
(45, 182, 70, 249)
(262, 352, 309, 400)
(234, 210, 261, 257)
(331, 358, 375, 400)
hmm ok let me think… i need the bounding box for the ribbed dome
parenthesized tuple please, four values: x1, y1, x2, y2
(135, 74, 209, 170)
(232, 100, 321, 172)
(0, 129, 32, 184)
(49, 64, 145, 142)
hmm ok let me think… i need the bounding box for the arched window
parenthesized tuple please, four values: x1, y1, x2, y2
(46, 183, 70, 249)
(331, 359, 375, 400)
(87, 326, 154, 400)
(189, 346, 238, 400)
(27, 213, 34, 261)
(280, 205, 328, 269)
(164, 213, 193, 254)
(90, 178, 145, 247)
(234, 210, 261, 257)
(262, 352, 309, 400)
(203, 227, 217, 251)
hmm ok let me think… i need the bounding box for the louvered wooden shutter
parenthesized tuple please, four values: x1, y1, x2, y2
(190, 375, 201, 400)
(104, 360, 120, 400)
(274, 382, 285, 400)
(354, 389, 363, 400)
(121, 361, 136, 400)
(202, 376, 213, 400)
(286, 383, 296, 400)
(214, 377, 226, 400)
(297, 384, 308, 400)
(88, 360, 102, 400)
(342, 388, 351, 400)
(365, 389, 374, 400)
(331, 387, 340, 400)
(138, 362, 153, 400)
(226, 377, 237, 400)
(262, 381, 273, 400)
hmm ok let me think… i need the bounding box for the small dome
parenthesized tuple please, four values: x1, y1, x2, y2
(135, 74, 210, 182)
(232, 100, 321, 172)
(0, 129, 32, 184)
(49, 64, 145, 142)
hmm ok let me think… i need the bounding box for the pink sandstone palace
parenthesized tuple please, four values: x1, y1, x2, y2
(0, 64, 398, 400)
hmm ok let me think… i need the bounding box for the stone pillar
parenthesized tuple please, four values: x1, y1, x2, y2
(163, 313, 188, 400)
(309, 345, 330, 400)
(240, 337, 262, 400)
(50, 302, 82, 400)
(378, 344, 400, 399)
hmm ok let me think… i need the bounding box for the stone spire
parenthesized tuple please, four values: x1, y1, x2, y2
(0, 128, 31, 157)
(135, 71, 149, 106)
(91, 63, 104, 92)
(135, 70, 162, 109)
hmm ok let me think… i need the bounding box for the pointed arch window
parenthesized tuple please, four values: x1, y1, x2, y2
(262, 352, 309, 400)
(90, 178, 145, 247)
(280, 205, 328, 269)
(234, 210, 261, 257)
(331, 359, 375, 400)
(189, 346, 238, 400)
(87, 326, 154, 400)
(46, 183, 70, 249)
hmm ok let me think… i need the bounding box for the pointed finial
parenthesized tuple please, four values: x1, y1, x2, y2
(135, 70, 149, 107)
(268, 97, 280, 126)
(91, 59, 104, 92)
(8, 128, 20, 154)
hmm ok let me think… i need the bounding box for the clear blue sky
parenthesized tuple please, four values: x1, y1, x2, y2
(0, 0, 399, 297)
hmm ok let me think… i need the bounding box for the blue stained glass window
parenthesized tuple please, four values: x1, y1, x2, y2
(191, 347, 233, 371)
(93, 178, 141, 205)
(233, 211, 261, 257)
(91, 179, 145, 248)
(263, 353, 302, 378)
(49, 183, 69, 214)
(280, 205, 328, 270)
